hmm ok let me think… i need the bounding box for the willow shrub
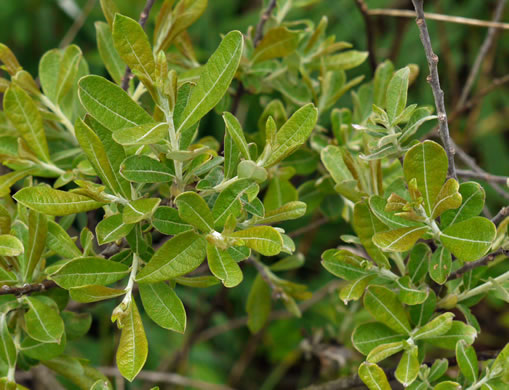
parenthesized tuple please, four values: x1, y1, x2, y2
(0, 0, 508, 389)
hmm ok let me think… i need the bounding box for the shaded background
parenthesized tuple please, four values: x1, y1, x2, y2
(1, 0, 508, 388)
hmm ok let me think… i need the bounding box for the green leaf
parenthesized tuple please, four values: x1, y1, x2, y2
(252, 26, 300, 63)
(403, 141, 448, 217)
(425, 321, 477, 350)
(0, 234, 23, 256)
(212, 179, 254, 228)
(176, 31, 243, 133)
(0, 169, 36, 197)
(433, 381, 461, 390)
(441, 182, 485, 229)
(229, 226, 282, 256)
(340, 274, 377, 304)
(113, 14, 155, 82)
(123, 198, 160, 224)
(373, 60, 394, 107)
(397, 276, 429, 305)
(152, 206, 192, 235)
(352, 322, 406, 355)
(386, 67, 409, 123)
(206, 243, 243, 288)
(369, 195, 419, 229)
(95, 21, 124, 84)
(353, 200, 389, 268)
(39, 49, 61, 103)
(358, 362, 391, 390)
(137, 231, 207, 283)
(263, 103, 318, 167)
(121, 155, 174, 183)
(62, 311, 92, 340)
(409, 290, 437, 327)
(21, 333, 67, 361)
(263, 178, 297, 212)
(439, 217, 496, 262)
(373, 225, 428, 252)
(113, 122, 168, 146)
(395, 346, 419, 387)
(23, 210, 47, 281)
(0, 205, 11, 235)
(76, 118, 130, 197)
(47, 220, 82, 259)
(55, 45, 82, 103)
(175, 191, 214, 233)
(116, 301, 148, 381)
(407, 242, 431, 284)
(139, 282, 186, 333)
(247, 275, 272, 333)
(0, 314, 16, 370)
(78, 75, 153, 131)
(96, 214, 134, 245)
(223, 112, 251, 160)
(428, 358, 448, 382)
(429, 246, 452, 285)
(366, 341, 405, 363)
(174, 275, 220, 288)
(51, 257, 130, 289)
(251, 201, 306, 225)
(317, 50, 368, 71)
(14, 186, 104, 216)
(70, 285, 126, 303)
(321, 249, 374, 281)
(4, 85, 50, 162)
(456, 339, 478, 383)
(364, 285, 411, 335)
(24, 296, 65, 343)
(414, 312, 454, 340)
(431, 178, 462, 219)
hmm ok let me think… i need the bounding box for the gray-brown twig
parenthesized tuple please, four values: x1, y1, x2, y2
(121, 0, 156, 91)
(0, 280, 57, 296)
(368, 8, 509, 30)
(492, 206, 509, 225)
(456, 0, 507, 108)
(353, 0, 377, 72)
(59, 0, 97, 49)
(449, 248, 509, 280)
(99, 367, 234, 390)
(456, 169, 509, 184)
(411, 0, 457, 179)
(246, 257, 283, 299)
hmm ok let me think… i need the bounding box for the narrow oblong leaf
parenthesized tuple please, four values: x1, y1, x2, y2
(121, 155, 174, 183)
(429, 246, 452, 285)
(246, 275, 271, 333)
(414, 312, 454, 340)
(0, 314, 16, 370)
(395, 346, 419, 387)
(151, 206, 192, 235)
(456, 339, 478, 383)
(321, 249, 374, 281)
(223, 112, 250, 160)
(96, 214, 134, 245)
(373, 225, 428, 252)
(206, 243, 243, 288)
(14, 186, 104, 216)
(364, 285, 411, 335)
(176, 31, 243, 133)
(358, 362, 391, 390)
(139, 282, 186, 333)
(116, 301, 148, 382)
(175, 192, 214, 233)
(51, 257, 130, 288)
(113, 122, 168, 146)
(78, 75, 154, 131)
(229, 226, 282, 257)
(4, 85, 50, 162)
(425, 321, 477, 350)
(136, 231, 207, 283)
(352, 322, 406, 355)
(24, 296, 65, 343)
(95, 21, 124, 84)
(386, 67, 410, 123)
(263, 103, 318, 167)
(70, 285, 126, 303)
(439, 217, 496, 262)
(47, 220, 82, 259)
(252, 26, 300, 63)
(24, 210, 47, 281)
(431, 178, 462, 219)
(122, 198, 160, 224)
(0, 234, 24, 256)
(366, 341, 405, 363)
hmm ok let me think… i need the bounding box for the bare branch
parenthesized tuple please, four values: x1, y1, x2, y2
(449, 248, 509, 280)
(456, 0, 507, 108)
(289, 217, 328, 238)
(353, 0, 377, 72)
(0, 280, 57, 296)
(456, 169, 509, 184)
(368, 8, 509, 30)
(492, 206, 509, 225)
(121, 0, 157, 91)
(246, 257, 283, 299)
(99, 367, 234, 390)
(59, 0, 97, 49)
(411, 0, 457, 179)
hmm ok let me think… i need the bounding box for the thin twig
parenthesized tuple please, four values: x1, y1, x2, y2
(99, 367, 234, 390)
(59, 0, 97, 49)
(452, 139, 509, 201)
(492, 206, 509, 225)
(231, 0, 277, 114)
(368, 8, 509, 30)
(411, 0, 457, 179)
(456, 169, 509, 184)
(353, 0, 377, 72)
(196, 280, 342, 343)
(456, 0, 507, 108)
(449, 248, 509, 280)
(246, 257, 282, 299)
(0, 280, 57, 296)
(121, 0, 157, 91)
(289, 217, 328, 238)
